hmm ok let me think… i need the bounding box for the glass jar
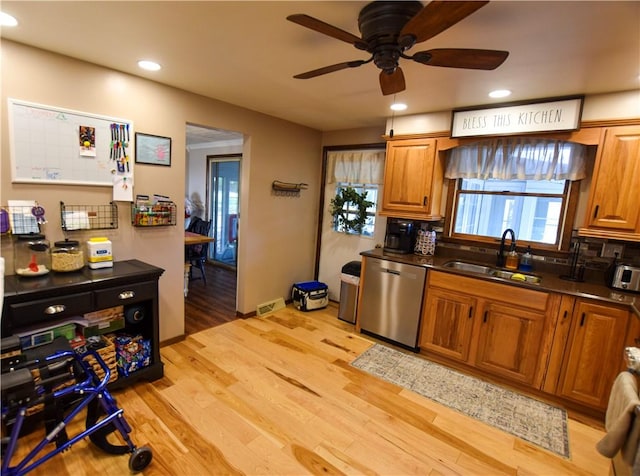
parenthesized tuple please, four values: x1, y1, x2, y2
(14, 234, 51, 277)
(51, 239, 84, 272)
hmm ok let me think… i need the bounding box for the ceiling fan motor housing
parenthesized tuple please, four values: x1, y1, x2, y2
(358, 1, 423, 71)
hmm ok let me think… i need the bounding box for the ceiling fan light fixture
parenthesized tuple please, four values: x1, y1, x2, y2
(489, 89, 511, 98)
(288, 1, 506, 96)
(390, 102, 407, 111)
(138, 60, 161, 72)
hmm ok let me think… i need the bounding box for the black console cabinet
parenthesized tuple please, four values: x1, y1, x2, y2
(2, 260, 165, 389)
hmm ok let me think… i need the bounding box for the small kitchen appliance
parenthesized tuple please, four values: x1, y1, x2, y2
(610, 264, 640, 293)
(383, 218, 416, 254)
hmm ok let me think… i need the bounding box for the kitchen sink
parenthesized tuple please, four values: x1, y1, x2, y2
(492, 269, 542, 284)
(441, 261, 495, 275)
(442, 260, 542, 284)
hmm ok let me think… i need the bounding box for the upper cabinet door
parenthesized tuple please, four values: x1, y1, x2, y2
(380, 138, 443, 219)
(585, 126, 640, 233)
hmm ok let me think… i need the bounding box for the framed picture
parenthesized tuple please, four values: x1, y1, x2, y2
(135, 132, 172, 166)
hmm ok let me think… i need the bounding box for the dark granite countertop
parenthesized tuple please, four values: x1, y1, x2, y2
(361, 248, 640, 318)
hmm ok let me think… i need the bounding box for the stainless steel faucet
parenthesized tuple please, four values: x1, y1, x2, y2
(497, 228, 516, 267)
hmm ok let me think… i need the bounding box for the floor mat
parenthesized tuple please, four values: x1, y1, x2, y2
(351, 343, 570, 458)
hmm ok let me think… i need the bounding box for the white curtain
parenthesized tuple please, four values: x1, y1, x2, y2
(445, 138, 588, 180)
(327, 149, 385, 184)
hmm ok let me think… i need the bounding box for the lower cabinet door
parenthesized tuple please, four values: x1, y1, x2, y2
(420, 288, 476, 362)
(558, 300, 629, 409)
(474, 301, 546, 386)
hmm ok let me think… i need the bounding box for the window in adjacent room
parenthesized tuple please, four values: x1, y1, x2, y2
(445, 138, 591, 249)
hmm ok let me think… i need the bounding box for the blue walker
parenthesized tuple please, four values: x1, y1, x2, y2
(1, 339, 152, 475)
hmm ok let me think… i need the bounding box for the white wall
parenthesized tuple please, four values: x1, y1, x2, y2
(1, 41, 324, 342)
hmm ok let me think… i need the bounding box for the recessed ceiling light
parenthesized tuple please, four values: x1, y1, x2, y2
(0, 12, 18, 27)
(138, 60, 161, 72)
(489, 89, 512, 99)
(390, 103, 407, 111)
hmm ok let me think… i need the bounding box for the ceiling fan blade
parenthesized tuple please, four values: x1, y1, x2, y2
(287, 14, 365, 47)
(294, 60, 367, 79)
(400, 1, 489, 45)
(379, 68, 406, 96)
(412, 48, 509, 70)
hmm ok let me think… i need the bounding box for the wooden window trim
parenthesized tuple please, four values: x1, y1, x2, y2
(443, 179, 580, 254)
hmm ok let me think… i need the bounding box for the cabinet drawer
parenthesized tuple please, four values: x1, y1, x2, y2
(9, 292, 93, 327)
(94, 281, 157, 309)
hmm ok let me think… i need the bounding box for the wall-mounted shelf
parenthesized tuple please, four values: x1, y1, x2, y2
(60, 202, 118, 231)
(272, 181, 308, 196)
(1, 205, 44, 235)
(131, 201, 176, 227)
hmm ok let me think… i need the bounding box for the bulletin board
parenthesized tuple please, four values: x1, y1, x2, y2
(8, 98, 134, 186)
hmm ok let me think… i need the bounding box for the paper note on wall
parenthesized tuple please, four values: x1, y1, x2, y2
(113, 174, 134, 202)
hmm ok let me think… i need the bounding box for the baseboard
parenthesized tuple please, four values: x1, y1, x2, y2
(160, 334, 186, 347)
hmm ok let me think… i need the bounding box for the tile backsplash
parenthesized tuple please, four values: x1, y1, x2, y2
(418, 218, 640, 284)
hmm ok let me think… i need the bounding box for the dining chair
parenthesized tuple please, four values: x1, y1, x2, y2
(185, 217, 212, 285)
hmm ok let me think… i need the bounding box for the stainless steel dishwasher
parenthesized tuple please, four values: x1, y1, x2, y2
(359, 257, 426, 351)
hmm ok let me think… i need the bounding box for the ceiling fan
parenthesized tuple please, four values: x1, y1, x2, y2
(287, 1, 509, 96)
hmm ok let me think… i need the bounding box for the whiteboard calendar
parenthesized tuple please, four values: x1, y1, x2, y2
(8, 98, 133, 187)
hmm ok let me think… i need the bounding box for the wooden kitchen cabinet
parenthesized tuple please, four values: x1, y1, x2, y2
(580, 125, 640, 241)
(420, 271, 551, 388)
(474, 300, 547, 385)
(380, 138, 443, 220)
(556, 298, 630, 409)
(420, 287, 476, 362)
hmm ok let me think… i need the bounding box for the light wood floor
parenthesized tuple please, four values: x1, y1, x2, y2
(7, 303, 612, 475)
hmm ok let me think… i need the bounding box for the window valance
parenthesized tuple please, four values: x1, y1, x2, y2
(445, 138, 588, 180)
(327, 149, 385, 185)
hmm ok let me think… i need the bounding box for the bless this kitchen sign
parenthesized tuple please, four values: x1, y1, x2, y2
(450, 96, 584, 138)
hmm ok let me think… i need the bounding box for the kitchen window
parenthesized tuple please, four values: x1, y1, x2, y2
(445, 138, 590, 249)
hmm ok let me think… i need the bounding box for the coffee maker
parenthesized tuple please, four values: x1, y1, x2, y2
(383, 218, 416, 254)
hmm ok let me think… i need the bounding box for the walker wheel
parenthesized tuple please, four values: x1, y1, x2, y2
(129, 446, 153, 472)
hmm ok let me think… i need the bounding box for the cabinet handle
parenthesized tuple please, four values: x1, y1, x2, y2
(483, 311, 488, 323)
(562, 310, 568, 320)
(423, 196, 428, 206)
(118, 290, 136, 300)
(44, 304, 66, 315)
(593, 205, 599, 219)
(580, 312, 586, 326)
(468, 307, 473, 319)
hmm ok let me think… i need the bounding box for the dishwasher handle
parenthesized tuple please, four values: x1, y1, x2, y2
(383, 268, 401, 275)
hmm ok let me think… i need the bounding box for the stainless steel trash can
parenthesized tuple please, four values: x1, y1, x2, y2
(338, 261, 361, 324)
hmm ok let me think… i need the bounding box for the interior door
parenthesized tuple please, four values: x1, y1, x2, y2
(208, 156, 240, 267)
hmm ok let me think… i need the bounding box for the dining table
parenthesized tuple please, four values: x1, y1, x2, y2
(184, 231, 215, 296)
(184, 231, 215, 246)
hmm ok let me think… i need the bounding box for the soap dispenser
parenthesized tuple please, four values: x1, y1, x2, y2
(505, 244, 519, 270)
(519, 246, 533, 272)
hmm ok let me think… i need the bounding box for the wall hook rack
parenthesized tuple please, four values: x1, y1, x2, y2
(272, 181, 308, 196)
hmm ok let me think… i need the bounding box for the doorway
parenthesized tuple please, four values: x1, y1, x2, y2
(208, 156, 240, 268)
(185, 124, 242, 334)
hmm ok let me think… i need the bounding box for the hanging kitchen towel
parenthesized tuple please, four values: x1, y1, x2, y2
(596, 371, 640, 466)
